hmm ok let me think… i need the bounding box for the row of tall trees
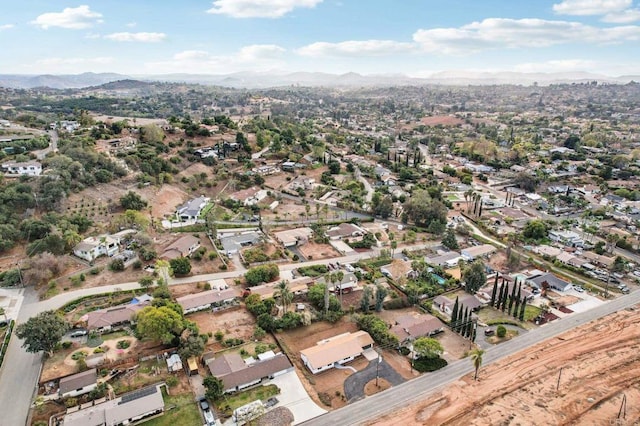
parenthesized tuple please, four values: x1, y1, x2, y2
(488, 274, 527, 321)
(450, 297, 476, 340)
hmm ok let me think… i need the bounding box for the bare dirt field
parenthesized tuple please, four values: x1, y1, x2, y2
(298, 242, 340, 260)
(367, 306, 640, 426)
(189, 306, 258, 342)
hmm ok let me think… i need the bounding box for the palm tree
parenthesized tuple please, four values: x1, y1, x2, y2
(274, 280, 293, 316)
(470, 348, 485, 380)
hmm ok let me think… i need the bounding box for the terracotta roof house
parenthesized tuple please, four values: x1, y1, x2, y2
(390, 314, 444, 345)
(84, 302, 149, 332)
(300, 331, 374, 374)
(58, 369, 98, 398)
(206, 352, 293, 393)
(176, 288, 238, 314)
(248, 277, 312, 300)
(161, 235, 201, 260)
(62, 383, 165, 426)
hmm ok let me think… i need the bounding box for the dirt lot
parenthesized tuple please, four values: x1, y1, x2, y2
(188, 305, 276, 347)
(298, 242, 340, 260)
(367, 306, 640, 426)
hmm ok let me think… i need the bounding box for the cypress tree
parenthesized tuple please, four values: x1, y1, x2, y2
(497, 283, 505, 310)
(513, 295, 520, 318)
(466, 310, 473, 338)
(461, 307, 469, 336)
(519, 297, 527, 321)
(490, 274, 499, 306)
(508, 281, 517, 314)
(451, 297, 459, 330)
(501, 285, 509, 312)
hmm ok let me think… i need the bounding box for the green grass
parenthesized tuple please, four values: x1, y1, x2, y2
(145, 389, 200, 426)
(523, 305, 542, 322)
(217, 384, 279, 416)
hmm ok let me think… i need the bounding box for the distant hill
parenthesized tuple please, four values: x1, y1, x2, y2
(1, 71, 639, 90)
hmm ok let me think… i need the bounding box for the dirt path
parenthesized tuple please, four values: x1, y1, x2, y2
(367, 307, 640, 426)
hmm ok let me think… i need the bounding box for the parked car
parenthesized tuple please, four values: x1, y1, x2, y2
(574, 285, 584, 293)
(484, 328, 495, 336)
(199, 399, 209, 411)
(264, 397, 279, 408)
(70, 329, 88, 338)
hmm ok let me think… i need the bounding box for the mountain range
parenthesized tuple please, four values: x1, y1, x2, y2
(1, 71, 638, 90)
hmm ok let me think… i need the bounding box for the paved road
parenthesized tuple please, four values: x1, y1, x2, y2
(302, 288, 640, 426)
(0, 241, 436, 425)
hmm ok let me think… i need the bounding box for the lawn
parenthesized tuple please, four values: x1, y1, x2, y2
(217, 384, 279, 416)
(145, 388, 200, 426)
(477, 306, 538, 330)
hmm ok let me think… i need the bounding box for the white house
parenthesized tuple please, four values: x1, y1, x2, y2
(549, 230, 584, 248)
(300, 331, 374, 374)
(166, 354, 183, 372)
(176, 196, 210, 221)
(1, 161, 42, 176)
(73, 235, 120, 262)
(176, 288, 237, 314)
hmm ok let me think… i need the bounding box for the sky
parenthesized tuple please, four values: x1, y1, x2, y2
(1, 0, 639, 76)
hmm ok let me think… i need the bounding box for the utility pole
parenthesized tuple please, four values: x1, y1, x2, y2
(376, 353, 382, 387)
(556, 367, 563, 391)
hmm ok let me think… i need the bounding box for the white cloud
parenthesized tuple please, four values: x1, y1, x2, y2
(552, 0, 631, 15)
(148, 44, 287, 73)
(238, 44, 286, 60)
(603, 8, 640, 22)
(514, 59, 597, 73)
(104, 32, 166, 42)
(297, 40, 416, 57)
(206, 0, 323, 18)
(412, 18, 640, 54)
(0, 24, 15, 31)
(31, 5, 102, 30)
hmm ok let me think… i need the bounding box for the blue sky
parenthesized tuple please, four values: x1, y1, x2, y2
(1, 0, 639, 76)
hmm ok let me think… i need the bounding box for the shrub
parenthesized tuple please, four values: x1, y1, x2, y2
(93, 347, 105, 354)
(497, 325, 507, 338)
(109, 258, 125, 272)
(383, 298, 407, 310)
(224, 338, 244, 347)
(398, 347, 411, 356)
(412, 356, 448, 372)
(219, 264, 228, 270)
(132, 260, 143, 269)
(61, 341, 72, 349)
(253, 327, 266, 340)
(204, 282, 212, 291)
(71, 351, 87, 360)
(166, 376, 178, 387)
(64, 397, 78, 408)
(214, 330, 224, 341)
(116, 340, 131, 349)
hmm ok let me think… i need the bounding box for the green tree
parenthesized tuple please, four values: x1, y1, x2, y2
(360, 286, 373, 313)
(522, 220, 548, 241)
(203, 376, 224, 400)
(470, 348, 485, 380)
(135, 306, 184, 344)
(403, 189, 447, 231)
(15, 310, 68, 357)
(140, 124, 165, 144)
(496, 325, 507, 338)
(328, 160, 341, 174)
(274, 280, 293, 316)
(138, 275, 155, 291)
(178, 331, 206, 360)
(374, 285, 387, 312)
(245, 263, 279, 286)
(412, 337, 443, 359)
(120, 191, 148, 211)
(441, 228, 458, 250)
(463, 260, 486, 294)
(169, 257, 191, 276)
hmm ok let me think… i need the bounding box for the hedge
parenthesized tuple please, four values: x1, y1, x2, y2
(412, 356, 448, 372)
(0, 320, 16, 369)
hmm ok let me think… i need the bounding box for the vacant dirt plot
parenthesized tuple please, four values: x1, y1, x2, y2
(189, 306, 259, 342)
(367, 306, 640, 426)
(298, 242, 339, 260)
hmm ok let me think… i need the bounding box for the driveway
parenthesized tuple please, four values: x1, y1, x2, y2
(267, 371, 326, 425)
(343, 358, 405, 402)
(189, 374, 206, 399)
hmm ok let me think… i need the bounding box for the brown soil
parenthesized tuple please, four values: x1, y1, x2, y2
(188, 306, 275, 349)
(364, 378, 391, 396)
(366, 307, 640, 426)
(298, 242, 340, 260)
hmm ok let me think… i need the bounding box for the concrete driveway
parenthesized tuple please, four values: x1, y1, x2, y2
(343, 358, 405, 402)
(268, 371, 326, 425)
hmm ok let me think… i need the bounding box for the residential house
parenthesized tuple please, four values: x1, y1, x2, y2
(84, 301, 149, 333)
(549, 230, 584, 248)
(300, 331, 374, 374)
(218, 230, 262, 256)
(281, 161, 297, 172)
(556, 251, 587, 268)
(175, 196, 210, 222)
(58, 369, 98, 399)
(161, 235, 201, 260)
(73, 235, 120, 262)
(527, 272, 572, 292)
(1, 160, 42, 176)
(288, 176, 316, 191)
(62, 383, 165, 426)
(326, 223, 366, 240)
(425, 251, 463, 268)
(316, 272, 358, 293)
(176, 288, 237, 314)
(433, 294, 483, 314)
(581, 251, 615, 268)
(248, 277, 312, 300)
(273, 227, 313, 247)
(390, 314, 444, 347)
(461, 244, 497, 261)
(206, 352, 293, 394)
